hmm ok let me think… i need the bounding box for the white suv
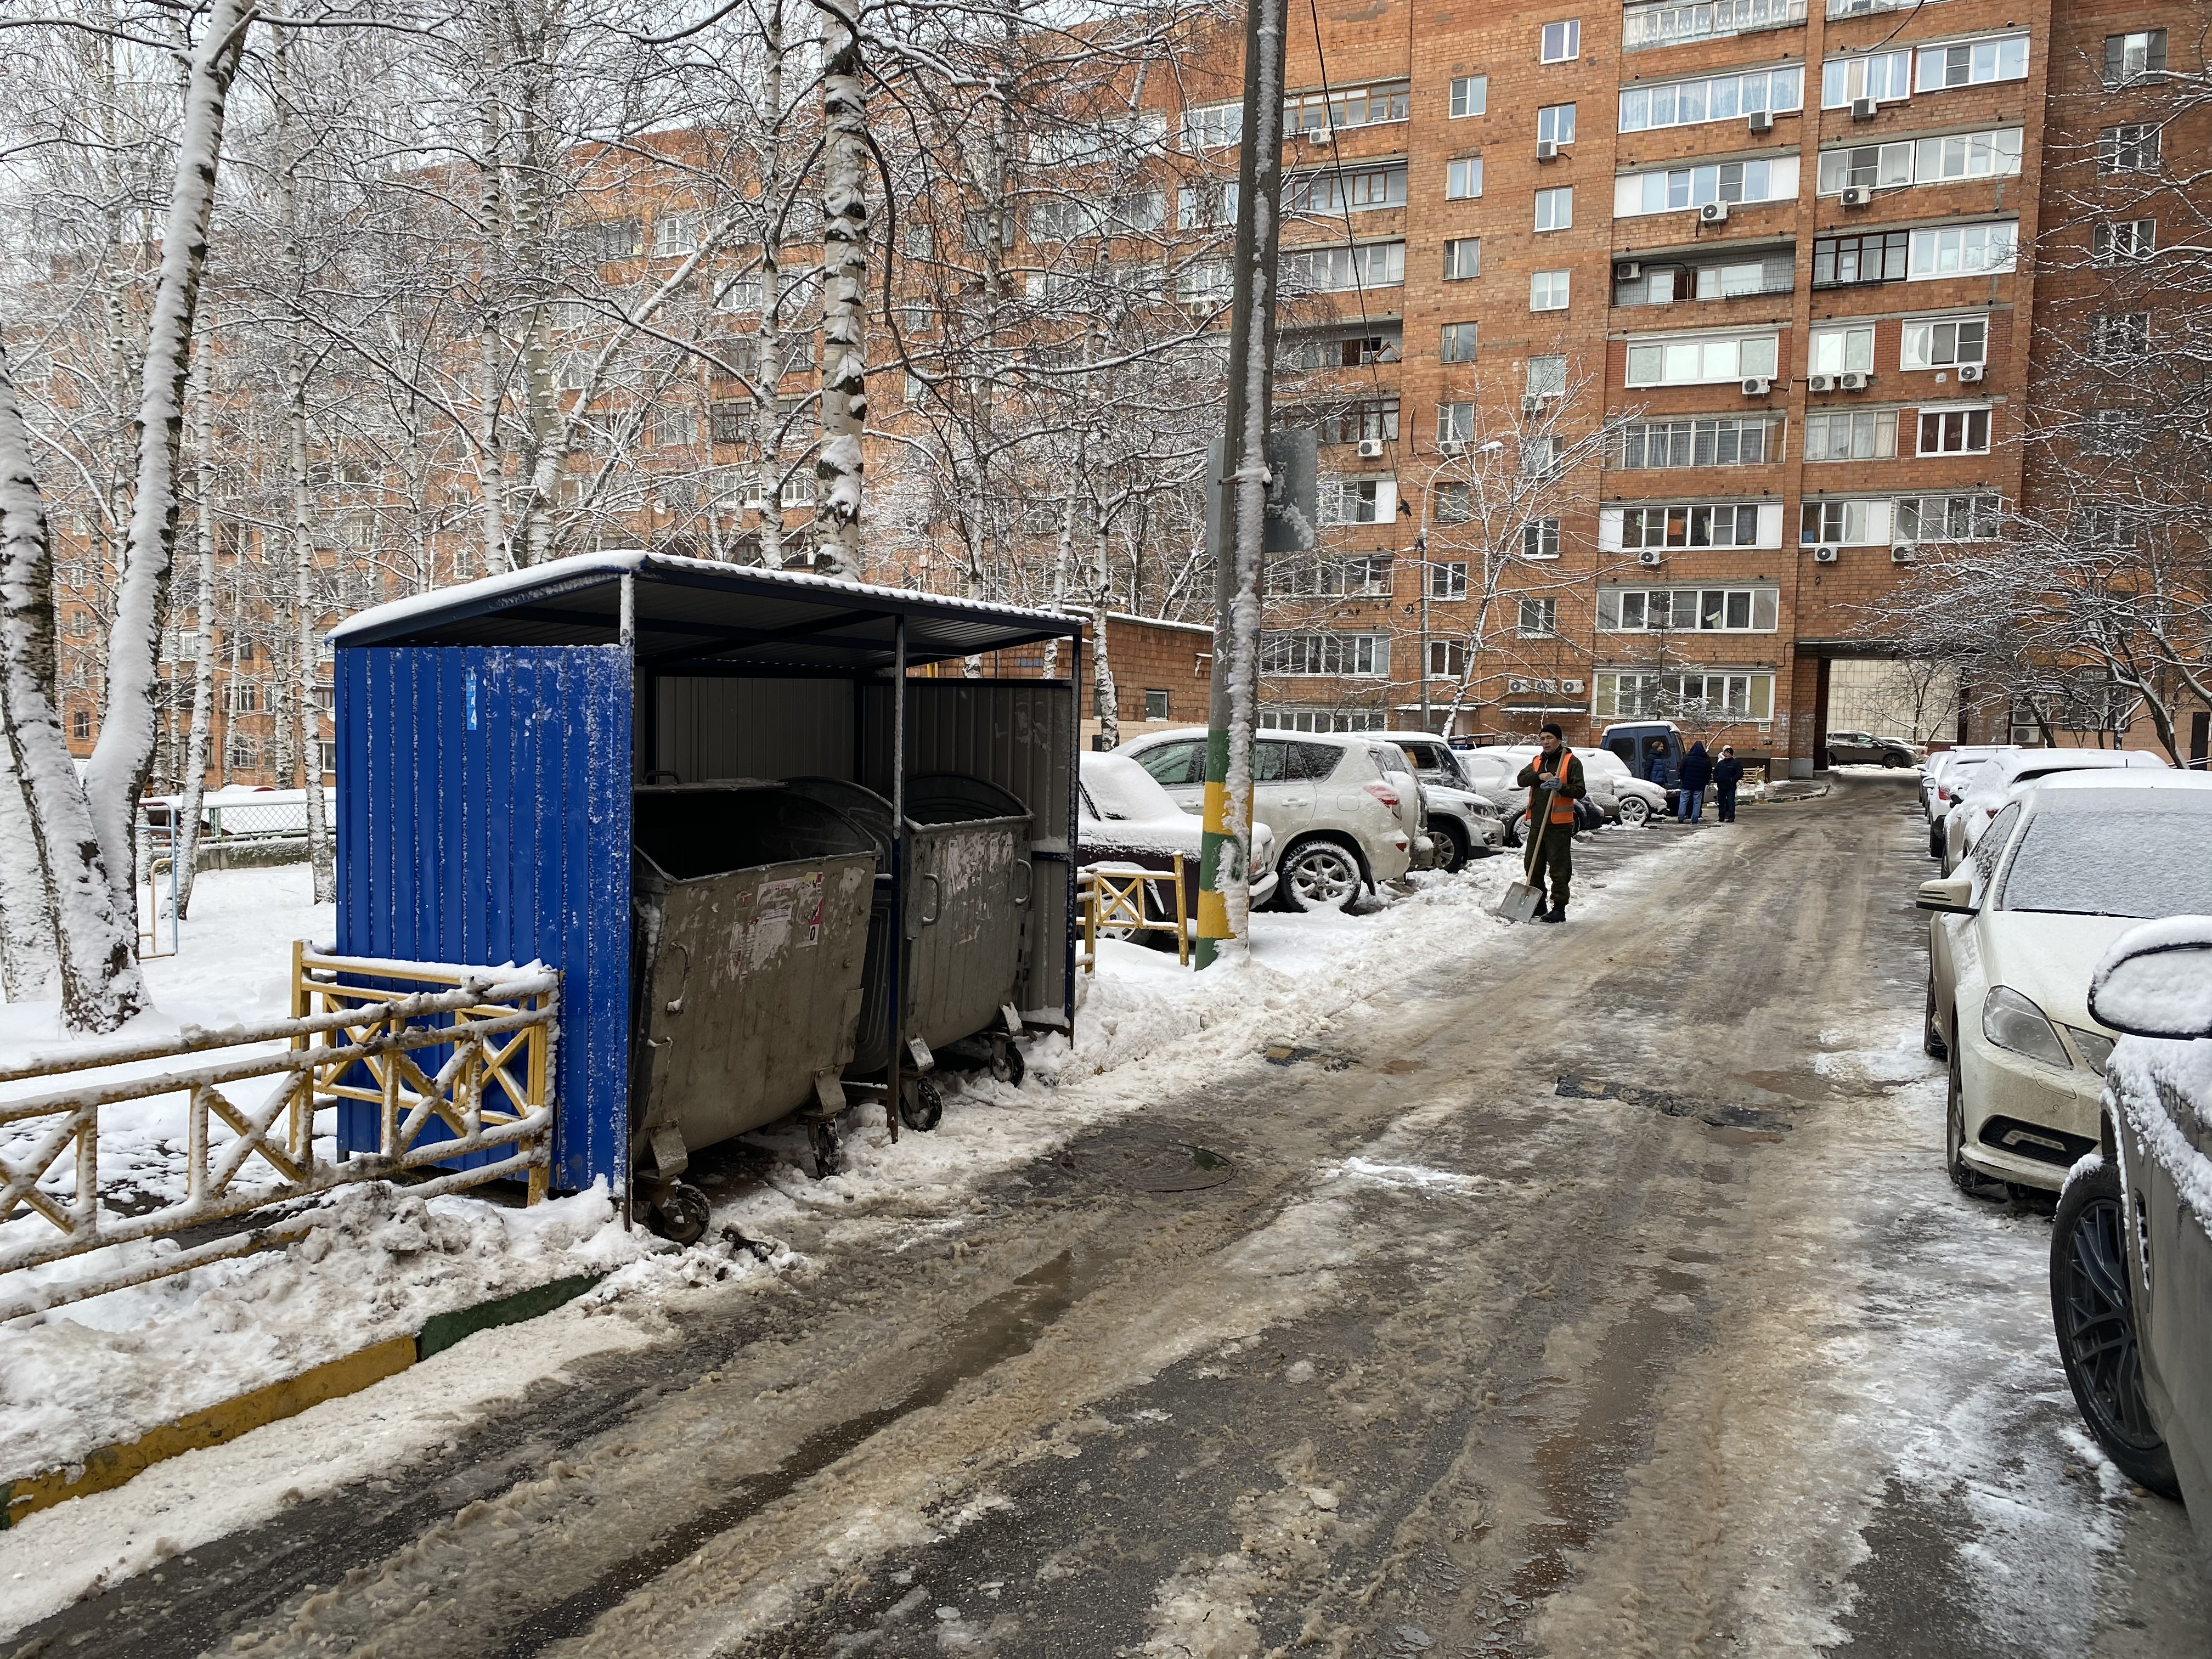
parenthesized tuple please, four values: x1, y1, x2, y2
(1118, 728, 1413, 911)
(1376, 732, 1505, 872)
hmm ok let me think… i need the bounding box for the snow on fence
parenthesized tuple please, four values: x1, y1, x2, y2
(0, 947, 557, 1319)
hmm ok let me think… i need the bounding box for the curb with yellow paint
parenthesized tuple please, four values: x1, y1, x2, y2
(0, 1271, 603, 1530)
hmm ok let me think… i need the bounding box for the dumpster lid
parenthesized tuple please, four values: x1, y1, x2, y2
(328, 551, 1084, 671)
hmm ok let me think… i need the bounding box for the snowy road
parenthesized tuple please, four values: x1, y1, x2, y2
(9, 775, 2204, 1657)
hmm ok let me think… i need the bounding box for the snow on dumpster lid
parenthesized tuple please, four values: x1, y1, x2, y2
(327, 550, 1084, 671)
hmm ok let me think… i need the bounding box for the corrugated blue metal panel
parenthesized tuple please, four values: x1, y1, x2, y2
(335, 645, 631, 1193)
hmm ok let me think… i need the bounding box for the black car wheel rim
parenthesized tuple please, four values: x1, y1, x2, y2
(2059, 1195, 2162, 1451)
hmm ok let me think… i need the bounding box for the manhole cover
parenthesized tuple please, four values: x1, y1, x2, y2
(1123, 1142, 1235, 1192)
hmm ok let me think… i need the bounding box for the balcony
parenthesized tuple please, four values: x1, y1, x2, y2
(1623, 0, 1808, 52)
(1613, 250, 1796, 308)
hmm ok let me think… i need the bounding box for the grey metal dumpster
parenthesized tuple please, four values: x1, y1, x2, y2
(786, 774, 1033, 1127)
(629, 784, 876, 1237)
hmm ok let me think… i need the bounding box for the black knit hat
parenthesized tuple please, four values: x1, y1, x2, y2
(1541, 722, 1564, 738)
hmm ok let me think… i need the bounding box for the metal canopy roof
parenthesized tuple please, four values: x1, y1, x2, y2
(328, 551, 1085, 671)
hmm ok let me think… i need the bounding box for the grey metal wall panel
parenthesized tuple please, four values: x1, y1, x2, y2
(654, 678, 855, 783)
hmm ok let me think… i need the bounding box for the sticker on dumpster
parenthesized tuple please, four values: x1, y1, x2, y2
(465, 667, 478, 731)
(734, 874, 823, 975)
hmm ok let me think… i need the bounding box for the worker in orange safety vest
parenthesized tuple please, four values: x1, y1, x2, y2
(1514, 723, 1587, 924)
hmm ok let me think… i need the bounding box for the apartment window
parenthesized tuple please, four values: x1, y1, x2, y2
(1426, 639, 1468, 679)
(228, 680, 261, 713)
(2105, 30, 2167, 86)
(1430, 560, 1470, 599)
(1821, 49, 1912, 108)
(1802, 409, 1898, 460)
(1621, 157, 1789, 213)
(1182, 101, 1242, 149)
(1538, 103, 1577, 145)
(72, 708, 91, 740)
(780, 471, 817, 507)
(1598, 586, 1779, 631)
(1142, 689, 1171, 721)
(1317, 477, 1396, 524)
(1450, 75, 1488, 117)
(648, 405, 699, 448)
(1800, 498, 1890, 544)
(1901, 316, 1987, 369)
(1315, 399, 1401, 444)
(1916, 35, 2029, 91)
(1287, 165, 1408, 215)
(2090, 311, 2152, 363)
(1615, 255, 1792, 306)
(1808, 324, 1876, 375)
(1625, 331, 1779, 386)
(1816, 130, 2021, 194)
(1437, 400, 1476, 443)
(1596, 671, 1774, 720)
(1284, 80, 1411, 133)
(1813, 230, 1910, 287)
(1177, 259, 1235, 302)
(1518, 597, 1559, 636)
(2101, 124, 2161, 173)
(1441, 321, 1479, 363)
(1444, 238, 1482, 280)
(1527, 355, 1568, 397)
(653, 213, 698, 256)
(1534, 186, 1573, 231)
(1283, 241, 1406, 292)
(1617, 416, 1775, 469)
(1178, 181, 1240, 229)
(1541, 20, 1581, 61)
(2092, 218, 2155, 264)
(1269, 555, 1395, 596)
(715, 273, 764, 312)
(1260, 631, 1391, 675)
(1521, 436, 1565, 475)
(588, 218, 645, 262)
(2087, 408, 2147, 455)
(1447, 157, 1484, 200)
(1435, 484, 1472, 523)
(1620, 504, 1763, 549)
(1895, 494, 2002, 541)
(1522, 518, 1561, 559)
(1531, 269, 1570, 311)
(1908, 222, 2017, 279)
(1620, 67, 1804, 132)
(1917, 407, 1992, 454)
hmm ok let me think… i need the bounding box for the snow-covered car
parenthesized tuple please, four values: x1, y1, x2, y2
(1470, 744, 1616, 845)
(1921, 745, 2008, 823)
(1077, 751, 1278, 915)
(2051, 918, 2212, 1506)
(1825, 729, 1918, 768)
(1576, 747, 1668, 827)
(1920, 771, 2212, 1195)
(1375, 732, 1505, 872)
(1939, 747, 2168, 872)
(1118, 728, 1412, 911)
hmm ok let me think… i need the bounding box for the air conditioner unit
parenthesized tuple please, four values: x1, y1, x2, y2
(1536, 139, 1560, 161)
(1839, 370, 1870, 391)
(1356, 437, 1385, 459)
(1741, 376, 1771, 396)
(1615, 261, 1642, 281)
(1508, 677, 1533, 694)
(1699, 200, 1730, 224)
(1841, 185, 1874, 208)
(1520, 393, 1548, 413)
(1813, 545, 1839, 563)
(1306, 126, 1334, 145)
(1437, 439, 1467, 456)
(1637, 550, 1664, 567)
(1892, 543, 1918, 564)
(1957, 363, 1985, 382)
(1748, 110, 1775, 134)
(1808, 373, 1836, 392)
(1852, 97, 1878, 121)
(1560, 678, 1585, 695)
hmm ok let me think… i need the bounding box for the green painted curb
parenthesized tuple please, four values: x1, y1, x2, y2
(415, 1271, 605, 1362)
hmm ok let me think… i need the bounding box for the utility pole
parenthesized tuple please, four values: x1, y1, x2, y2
(1194, 0, 1288, 968)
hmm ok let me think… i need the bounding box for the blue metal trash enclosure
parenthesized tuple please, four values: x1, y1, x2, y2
(334, 645, 633, 1193)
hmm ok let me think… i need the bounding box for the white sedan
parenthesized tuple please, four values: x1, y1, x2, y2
(1940, 746, 2167, 872)
(1921, 770, 2212, 1194)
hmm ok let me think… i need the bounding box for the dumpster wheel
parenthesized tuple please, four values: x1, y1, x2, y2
(809, 1119, 842, 1180)
(647, 1182, 712, 1246)
(990, 1040, 1026, 1088)
(899, 1075, 945, 1133)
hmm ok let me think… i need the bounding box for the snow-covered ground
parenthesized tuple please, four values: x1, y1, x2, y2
(0, 844, 1628, 1500)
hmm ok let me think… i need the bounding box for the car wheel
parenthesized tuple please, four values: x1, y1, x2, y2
(1923, 968, 1948, 1060)
(1434, 821, 1470, 874)
(1277, 837, 1365, 912)
(1928, 821, 1946, 860)
(1503, 810, 1527, 849)
(1883, 752, 1910, 769)
(2051, 1154, 2181, 1498)
(1618, 795, 1652, 827)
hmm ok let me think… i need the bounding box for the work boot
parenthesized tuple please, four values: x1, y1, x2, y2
(1539, 905, 1567, 924)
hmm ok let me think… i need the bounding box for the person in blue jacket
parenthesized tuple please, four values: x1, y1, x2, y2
(1677, 740, 1713, 822)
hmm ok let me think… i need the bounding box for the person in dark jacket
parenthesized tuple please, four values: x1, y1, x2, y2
(1713, 745, 1745, 822)
(1677, 741, 1713, 822)
(1515, 724, 1587, 923)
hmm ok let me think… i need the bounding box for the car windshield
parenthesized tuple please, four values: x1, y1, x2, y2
(1998, 797, 2212, 918)
(1081, 754, 1181, 821)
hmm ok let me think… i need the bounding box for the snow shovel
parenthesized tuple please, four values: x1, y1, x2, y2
(1496, 786, 1556, 923)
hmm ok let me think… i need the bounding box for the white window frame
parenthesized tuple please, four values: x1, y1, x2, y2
(1534, 185, 1573, 232)
(1616, 415, 1777, 469)
(1522, 517, 1562, 560)
(1799, 497, 1894, 545)
(1895, 493, 2003, 541)
(1597, 585, 1781, 632)
(1527, 354, 1568, 397)
(1807, 323, 1876, 375)
(1429, 560, 1470, 599)
(1537, 103, 1577, 144)
(1517, 596, 1560, 636)
(1447, 157, 1484, 200)
(1900, 314, 1988, 369)
(1595, 670, 1776, 721)
(1605, 502, 1775, 550)
(1530, 269, 1571, 311)
(1441, 321, 1478, 363)
(2092, 218, 2155, 264)
(1618, 66, 1804, 133)
(1907, 222, 2017, 279)
(1916, 405, 1991, 455)
(1801, 408, 1898, 460)
(1316, 475, 1400, 525)
(1260, 631, 1392, 676)
(1617, 156, 1797, 216)
(2100, 123, 2162, 173)
(1915, 34, 2030, 92)
(1815, 128, 2022, 194)
(1437, 400, 1475, 443)
(1181, 101, 1242, 150)
(1624, 330, 1781, 387)
(1444, 238, 1482, 280)
(1541, 19, 1581, 62)
(1820, 49, 1912, 108)
(1450, 75, 1488, 117)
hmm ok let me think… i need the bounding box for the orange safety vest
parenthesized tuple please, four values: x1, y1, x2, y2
(1529, 747, 1577, 827)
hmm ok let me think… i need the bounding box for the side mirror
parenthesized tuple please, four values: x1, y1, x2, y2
(1916, 874, 1976, 915)
(2090, 921, 2212, 1039)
